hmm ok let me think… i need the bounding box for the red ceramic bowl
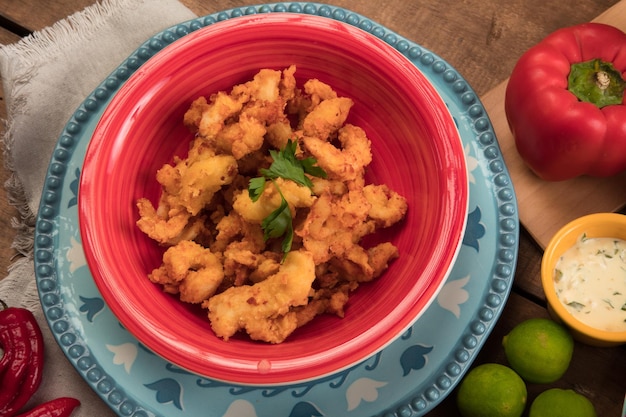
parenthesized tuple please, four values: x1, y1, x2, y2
(79, 13, 468, 385)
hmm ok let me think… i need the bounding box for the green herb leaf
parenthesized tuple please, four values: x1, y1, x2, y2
(281, 216, 294, 256)
(248, 176, 267, 202)
(261, 192, 294, 257)
(246, 139, 327, 258)
(554, 269, 563, 283)
(300, 156, 328, 179)
(567, 301, 586, 312)
(603, 299, 615, 309)
(259, 140, 325, 190)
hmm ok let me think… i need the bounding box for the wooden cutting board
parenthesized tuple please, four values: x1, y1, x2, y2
(481, 0, 626, 249)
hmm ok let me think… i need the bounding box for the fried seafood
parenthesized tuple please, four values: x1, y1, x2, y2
(136, 65, 408, 343)
(136, 151, 238, 245)
(204, 250, 315, 343)
(149, 240, 224, 303)
(302, 123, 372, 186)
(302, 97, 353, 140)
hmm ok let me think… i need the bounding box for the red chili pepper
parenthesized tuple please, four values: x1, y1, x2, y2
(12, 398, 80, 417)
(0, 301, 44, 417)
(0, 309, 32, 412)
(0, 311, 17, 377)
(505, 23, 626, 181)
(1, 312, 45, 416)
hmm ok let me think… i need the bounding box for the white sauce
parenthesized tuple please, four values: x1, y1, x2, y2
(553, 234, 626, 333)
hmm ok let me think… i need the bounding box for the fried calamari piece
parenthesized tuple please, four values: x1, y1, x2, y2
(302, 124, 371, 184)
(232, 68, 283, 103)
(265, 120, 294, 150)
(279, 65, 297, 102)
(222, 244, 284, 287)
(186, 67, 297, 160)
(310, 177, 348, 196)
(136, 152, 238, 245)
(329, 242, 400, 283)
(302, 97, 353, 140)
(149, 240, 224, 303)
(303, 78, 338, 105)
(297, 185, 405, 282)
(136, 199, 207, 246)
(293, 282, 356, 326)
(182, 95, 209, 132)
(366, 242, 401, 278)
(213, 113, 267, 159)
(176, 153, 239, 216)
(188, 92, 243, 138)
(287, 78, 339, 120)
(222, 241, 265, 286)
(211, 211, 265, 253)
(204, 250, 316, 343)
(212, 70, 290, 159)
(248, 255, 281, 283)
(363, 184, 408, 228)
(297, 190, 373, 264)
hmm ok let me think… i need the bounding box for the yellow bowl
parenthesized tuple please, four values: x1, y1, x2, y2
(541, 213, 626, 347)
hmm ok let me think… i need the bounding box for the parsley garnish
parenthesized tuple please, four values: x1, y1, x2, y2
(248, 140, 326, 257)
(248, 176, 267, 202)
(260, 186, 294, 253)
(567, 301, 586, 312)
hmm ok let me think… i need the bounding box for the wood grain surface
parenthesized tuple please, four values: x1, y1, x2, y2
(1, 1, 625, 416)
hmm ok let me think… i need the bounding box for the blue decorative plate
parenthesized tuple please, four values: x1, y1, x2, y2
(33, 3, 518, 416)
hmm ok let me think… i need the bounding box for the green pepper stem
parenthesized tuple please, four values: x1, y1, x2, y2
(595, 70, 610, 90)
(568, 59, 625, 108)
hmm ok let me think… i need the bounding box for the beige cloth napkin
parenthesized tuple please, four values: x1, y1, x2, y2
(0, 1, 196, 415)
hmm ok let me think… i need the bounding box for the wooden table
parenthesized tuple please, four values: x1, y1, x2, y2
(1, 1, 624, 416)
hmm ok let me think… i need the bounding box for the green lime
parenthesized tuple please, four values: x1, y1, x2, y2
(502, 318, 574, 383)
(529, 388, 597, 417)
(457, 363, 527, 417)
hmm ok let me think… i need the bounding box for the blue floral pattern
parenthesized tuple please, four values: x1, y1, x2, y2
(33, 4, 518, 417)
(144, 379, 183, 410)
(400, 345, 434, 376)
(68, 168, 80, 208)
(463, 207, 486, 251)
(78, 295, 105, 322)
(288, 402, 324, 417)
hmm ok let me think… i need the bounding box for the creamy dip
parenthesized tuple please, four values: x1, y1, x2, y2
(553, 234, 626, 332)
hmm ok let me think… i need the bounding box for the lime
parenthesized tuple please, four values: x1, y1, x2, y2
(457, 363, 527, 417)
(529, 388, 597, 417)
(502, 318, 573, 383)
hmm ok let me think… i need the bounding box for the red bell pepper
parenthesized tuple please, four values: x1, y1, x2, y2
(505, 22, 626, 181)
